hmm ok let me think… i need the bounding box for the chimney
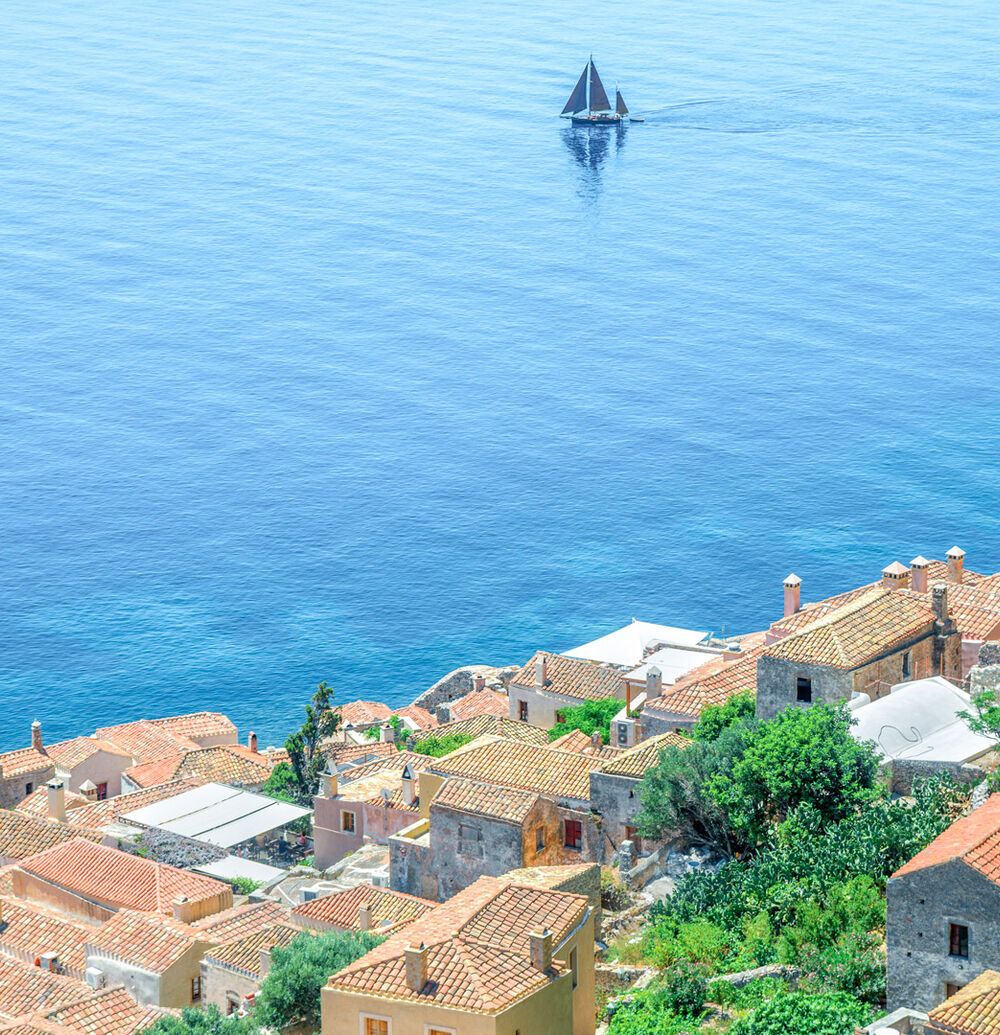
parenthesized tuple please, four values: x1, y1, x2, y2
(722, 642, 742, 664)
(910, 556, 930, 594)
(783, 574, 802, 617)
(590, 730, 602, 751)
(46, 779, 66, 823)
(31, 720, 43, 754)
(932, 583, 950, 622)
(881, 561, 910, 590)
(380, 722, 395, 744)
(358, 902, 372, 932)
(79, 780, 98, 801)
(247, 731, 258, 753)
(645, 665, 662, 699)
(473, 673, 486, 692)
(947, 546, 965, 585)
(535, 655, 548, 689)
(320, 770, 338, 798)
(172, 897, 198, 924)
(529, 928, 553, 972)
(400, 763, 416, 807)
(404, 944, 428, 992)
(259, 949, 272, 979)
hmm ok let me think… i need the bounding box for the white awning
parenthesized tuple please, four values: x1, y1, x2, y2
(193, 856, 286, 884)
(564, 620, 710, 667)
(121, 782, 312, 849)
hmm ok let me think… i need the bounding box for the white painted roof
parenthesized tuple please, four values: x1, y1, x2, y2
(193, 856, 286, 884)
(122, 782, 311, 849)
(563, 620, 710, 668)
(849, 676, 998, 763)
(626, 645, 720, 685)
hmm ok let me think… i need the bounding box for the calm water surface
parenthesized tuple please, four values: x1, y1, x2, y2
(1, 0, 999, 749)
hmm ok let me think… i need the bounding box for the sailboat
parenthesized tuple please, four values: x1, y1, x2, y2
(561, 57, 632, 126)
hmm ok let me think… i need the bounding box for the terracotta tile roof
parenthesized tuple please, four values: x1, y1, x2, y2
(0, 897, 93, 977)
(510, 652, 624, 703)
(203, 922, 299, 978)
(547, 729, 595, 753)
(763, 587, 937, 669)
(393, 705, 438, 731)
(339, 752, 425, 786)
(643, 639, 764, 720)
(338, 701, 393, 728)
(448, 689, 508, 722)
(412, 715, 550, 747)
(329, 876, 587, 1013)
(85, 910, 201, 972)
(148, 713, 236, 743)
(14, 791, 89, 822)
(191, 899, 289, 942)
(93, 721, 199, 765)
(41, 985, 162, 1034)
(123, 745, 273, 789)
(0, 956, 88, 1021)
(16, 839, 231, 917)
(427, 738, 603, 801)
(939, 576, 1000, 642)
(927, 968, 1000, 1035)
(599, 732, 690, 779)
(23, 780, 202, 829)
(324, 742, 398, 769)
(0, 750, 53, 782)
(292, 883, 434, 933)
(42, 739, 130, 771)
(364, 787, 420, 813)
(432, 778, 541, 824)
(894, 794, 1000, 884)
(0, 811, 103, 863)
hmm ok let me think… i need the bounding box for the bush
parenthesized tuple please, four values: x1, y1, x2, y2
(706, 976, 787, 1011)
(147, 1006, 251, 1034)
(658, 962, 708, 1017)
(601, 868, 634, 912)
(410, 732, 474, 757)
(693, 692, 756, 742)
(607, 985, 701, 1035)
(728, 991, 871, 1035)
(231, 877, 262, 896)
(549, 698, 626, 745)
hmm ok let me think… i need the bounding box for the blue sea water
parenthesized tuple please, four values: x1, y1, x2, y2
(1, 0, 999, 751)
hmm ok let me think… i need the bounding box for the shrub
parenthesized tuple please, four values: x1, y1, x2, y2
(693, 692, 757, 742)
(728, 991, 871, 1035)
(658, 962, 709, 1017)
(410, 732, 474, 757)
(231, 877, 262, 896)
(601, 868, 634, 912)
(549, 698, 626, 745)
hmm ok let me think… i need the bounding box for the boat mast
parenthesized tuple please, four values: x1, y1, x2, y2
(587, 54, 592, 114)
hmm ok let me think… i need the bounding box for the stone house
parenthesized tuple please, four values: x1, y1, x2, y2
(323, 875, 597, 1035)
(120, 742, 275, 793)
(588, 732, 688, 855)
(312, 753, 426, 871)
(292, 883, 434, 936)
(886, 793, 1000, 1012)
(84, 909, 216, 1009)
(14, 984, 165, 1033)
(0, 724, 56, 808)
(756, 582, 962, 720)
(507, 652, 624, 730)
(924, 968, 1000, 1034)
(444, 687, 509, 723)
(200, 921, 299, 1016)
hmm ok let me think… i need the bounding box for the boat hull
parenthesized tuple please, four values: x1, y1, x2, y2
(570, 113, 624, 126)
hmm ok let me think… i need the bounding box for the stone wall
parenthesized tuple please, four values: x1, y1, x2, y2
(888, 758, 987, 797)
(429, 807, 526, 901)
(412, 664, 515, 715)
(887, 858, 1000, 1012)
(756, 656, 855, 720)
(589, 771, 645, 860)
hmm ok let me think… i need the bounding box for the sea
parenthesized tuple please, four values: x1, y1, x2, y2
(1, 0, 999, 751)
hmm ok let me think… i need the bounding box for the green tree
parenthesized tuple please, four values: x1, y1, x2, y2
(254, 929, 384, 1030)
(262, 761, 300, 803)
(707, 704, 881, 849)
(962, 688, 1000, 740)
(693, 692, 757, 742)
(410, 732, 474, 758)
(728, 991, 871, 1035)
(147, 1006, 253, 1034)
(284, 681, 341, 802)
(549, 698, 626, 745)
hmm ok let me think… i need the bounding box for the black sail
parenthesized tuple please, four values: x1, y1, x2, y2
(588, 60, 612, 112)
(562, 65, 589, 114)
(616, 88, 629, 116)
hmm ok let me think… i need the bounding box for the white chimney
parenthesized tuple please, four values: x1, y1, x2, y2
(910, 556, 930, 594)
(380, 722, 395, 744)
(404, 944, 428, 992)
(947, 546, 965, 585)
(535, 655, 548, 689)
(259, 949, 272, 979)
(529, 928, 553, 972)
(401, 763, 416, 807)
(46, 779, 66, 823)
(645, 665, 662, 698)
(783, 574, 802, 617)
(882, 561, 910, 590)
(31, 720, 43, 754)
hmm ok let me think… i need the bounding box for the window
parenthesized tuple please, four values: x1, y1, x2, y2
(946, 983, 964, 999)
(535, 826, 545, 852)
(518, 700, 529, 722)
(226, 992, 240, 1015)
(902, 651, 912, 680)
(96, 782, 108, 801)
(570, 947, 579, 990)
(564, 819, 582, 850)
(363, 1017, 390, 1035)
(342, 810, 356, 834)
(949, 923, 969, 958)
(426, 1027, 456, 1035)
(458, 822, 484, 857)
(796, 677, 812, 703)
(191, 976, 201, 1002)
(24, 783, 33, 797)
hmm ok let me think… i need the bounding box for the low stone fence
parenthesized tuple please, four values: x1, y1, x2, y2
(888, 757, 986, 796)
